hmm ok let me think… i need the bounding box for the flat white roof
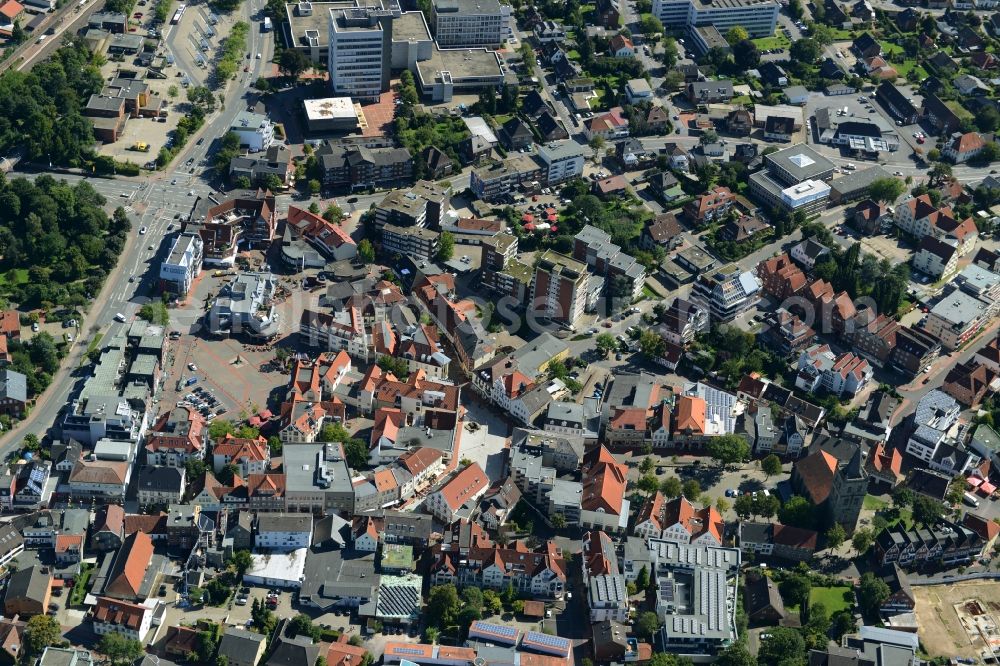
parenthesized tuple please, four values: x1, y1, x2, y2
(246, 549, 307, 585)
(781, 178, 830, 202)
(304, 97, 358, 121)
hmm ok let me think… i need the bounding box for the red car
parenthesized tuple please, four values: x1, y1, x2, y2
(916, 137, 925, 144)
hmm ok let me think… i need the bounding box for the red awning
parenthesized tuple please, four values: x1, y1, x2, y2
(980, 482, 996, 494)
(521, 213, 534, 223)
(248, 416, 262, 426)
(967, 476, 983, 487)
(259, 409, 273, 420)
(524, 222, 536, 231)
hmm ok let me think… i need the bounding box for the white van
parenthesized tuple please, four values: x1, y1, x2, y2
(114, 313, 127, 322)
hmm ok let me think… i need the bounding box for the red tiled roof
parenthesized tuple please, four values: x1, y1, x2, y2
(437, 463, 488, 511)
(397, 447, 443, 476)
(581, 445, 627, 514)
(794, 450, 839, 504)
(674, 395, 706, 435)
(772, 523, 818, 550)
(105, 531, 154, 598)
(92, 597, 148, 629)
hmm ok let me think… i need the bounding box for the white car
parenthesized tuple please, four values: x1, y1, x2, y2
(31, 323, 39, 332)
(188, 363, 197, 371)
(139, 226, 147, 234)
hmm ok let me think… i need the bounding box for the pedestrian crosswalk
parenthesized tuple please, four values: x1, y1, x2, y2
(124, 205, 134, 213)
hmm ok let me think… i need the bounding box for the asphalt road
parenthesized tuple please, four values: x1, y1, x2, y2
(0, 0, 277, 450)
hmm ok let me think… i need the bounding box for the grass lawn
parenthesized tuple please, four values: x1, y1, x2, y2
(731, 95, 752, 105)
(752, 34, 790, 50)
(883, 43, 904, 57)
(87, 332, 103, 353)
(863, 494, 889, 511)
(828, 28, 856, 40)
(641, 285, 659, 299)
(891, 60, 927, 79)
(947, 100, 974, 120)
(566, 49, 581, 60)
(809, 586, 854, 614)
(0, 268, 28, 289)
(69, 564, 95, 606)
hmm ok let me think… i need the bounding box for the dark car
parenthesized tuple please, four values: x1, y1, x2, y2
(196, 138, 205, 145)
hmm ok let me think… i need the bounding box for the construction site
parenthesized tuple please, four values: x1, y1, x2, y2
(914, 581, 1000, 662)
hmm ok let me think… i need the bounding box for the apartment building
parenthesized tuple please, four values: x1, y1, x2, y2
(425, 463, 489, 523)
(431, 0, 506, 47)
(374, 180, 450, 230)
(536, 140, 587, 184)
(923, 289, 992, 350)
(684, 185, 734, 225)
(381, 224, 440, 261)
(481, 232, 531, 301)
(470, 155, 543, 201)
(530, 250, 600, 330)
(573, 225, 646, 300)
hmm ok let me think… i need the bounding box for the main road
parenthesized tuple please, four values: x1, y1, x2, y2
(0, 0, 277, 448)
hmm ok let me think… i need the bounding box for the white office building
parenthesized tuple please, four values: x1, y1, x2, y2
(159, 232, 202, 295)
(328, 6, 390, 102)
(431, 0, 506, 47)
(652, 0, 779, 37)
(229, 112, 275, 152)
(537, 140, 587, 185)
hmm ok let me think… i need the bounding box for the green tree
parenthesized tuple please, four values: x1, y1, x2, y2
(139, 301, 169, 326)
(868, 178, 906, 204)
(826, 523, 847, 549)
(682, 478, 701, 500)
(852, 527, 875, 555)
(323, 205, 344, 223)
(24, 615, 62, 657)
(638, 473, 660, 496)
(427, 584, 461, 628)
(595, 333, 617, 357)
(279, 49, 310, 80)
(636, 611, 661, 639)
(857, 571, 890, 615)
(758, 627, 806, 666)
(911, 494, 944, 525)
(636, 565, 650, 590)
(639, 14, 663, 35)
(267, 436, 282, 455)
(168, 84, 179, 99)
(588, 135, 606, 162)
(761, 454, 782, 478)
(639, 457, 654, 474)
(779, 573, 811, 607)
(789, 38, 821, 63)
(437, 231, 455, 261)
(725, 25, 748, 44)
(639, 330, 666, 359)
(358, 238, 375, 264)
(732, 39, 760, 69)
(715, 642, 755, 666)
(97, 634, 144, 666)
(780, 495, 816, 529)
(707, 434, 750, 467)
(660, 476, 682, 498)
(482, 590, 503, 616)
(229, 549, 254, 576)
(308, 179, 321, 195)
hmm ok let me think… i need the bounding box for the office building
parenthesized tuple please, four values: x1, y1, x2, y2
(327, 5, 392, 101)
(431, 0, 506, 47)
(229, 112, 275, 152)
(691, 264, 761, 322)
(647, 540, 740, 657)
(159, 233, 203, 295)
(652, 0, 778, 37)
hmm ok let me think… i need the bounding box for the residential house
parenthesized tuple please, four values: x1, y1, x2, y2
(424, 463, 489, 523)
(3, 566, 50, 617)
(632, 493, 723, 545)
(683, 186, 734, 225)
(737, 522, 818, 562)
(943, 131, 986, 163)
